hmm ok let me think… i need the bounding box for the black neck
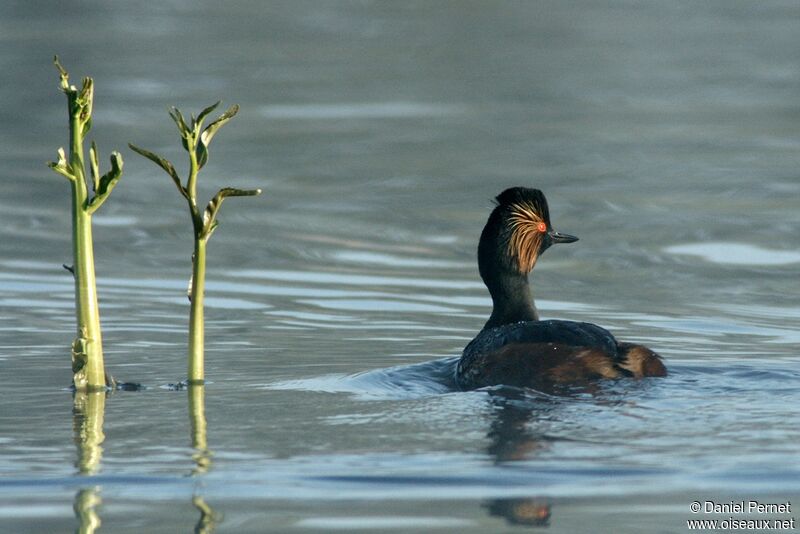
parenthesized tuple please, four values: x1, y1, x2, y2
(483, 271, 538, 330)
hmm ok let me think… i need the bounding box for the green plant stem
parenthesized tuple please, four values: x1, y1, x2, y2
(72, 196, 105, 389)
(129, 101, 260, 386)
(186, 131, 206, 384)
(52, 58, 123, 390)
(188, 237, 207, 384)
(68, 87, 105, 390)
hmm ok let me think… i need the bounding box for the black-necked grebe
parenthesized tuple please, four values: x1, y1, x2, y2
(456, 187, 666, 390)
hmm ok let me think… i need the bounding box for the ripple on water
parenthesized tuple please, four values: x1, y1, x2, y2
(331, 250, 467, 269)
(229, 269, 483, 290)
(261, 357, 460, 400)
(91, 214, 139, 227)
(258, 102, 465, 120)
(665, 242, 800, 266)
(295, 517, 474, 530)
(297, 298, 462, 314)
(0, 260, 60, 271)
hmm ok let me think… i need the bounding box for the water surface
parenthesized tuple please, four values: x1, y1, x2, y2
(2, 1, 799, 532)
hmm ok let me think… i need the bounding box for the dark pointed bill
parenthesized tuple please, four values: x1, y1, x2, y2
(548, 231, 579, 244)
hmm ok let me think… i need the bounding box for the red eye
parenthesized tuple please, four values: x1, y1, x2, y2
(536, 222, 547, 233)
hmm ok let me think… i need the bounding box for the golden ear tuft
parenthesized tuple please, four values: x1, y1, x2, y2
(507, 202, 545, 273)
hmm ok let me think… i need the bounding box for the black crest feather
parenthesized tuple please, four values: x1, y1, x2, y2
(494, 187, 550, 224)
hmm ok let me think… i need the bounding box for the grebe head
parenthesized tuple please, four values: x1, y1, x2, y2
(478, 187, 578, 281)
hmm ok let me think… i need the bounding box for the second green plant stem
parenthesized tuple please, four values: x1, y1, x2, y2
(130, 102, 261, 385)
(189, 237, 207, 382)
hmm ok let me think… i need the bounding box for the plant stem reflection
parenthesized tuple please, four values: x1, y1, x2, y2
(188, 384, 221, 532)
(72, 391, 107, 533)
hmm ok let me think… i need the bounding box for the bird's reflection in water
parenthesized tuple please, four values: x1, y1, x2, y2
(486, 498, 552, 527)
(72, 391, 106, 534)
(485, 387, 562, 462)
(188, 385, 221, 533)
(483, 386, 558, 528)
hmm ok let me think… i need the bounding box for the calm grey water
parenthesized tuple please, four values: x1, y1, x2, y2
(2, 1, 799, 532)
